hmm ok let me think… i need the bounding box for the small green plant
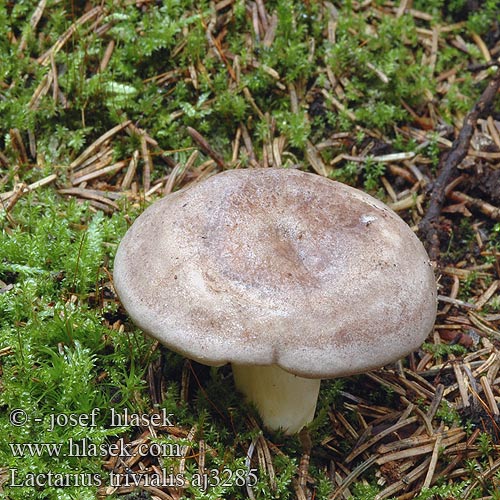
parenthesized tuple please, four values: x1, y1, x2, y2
(477, 430, 493, 458)
(436, 401, 461, 427)
(362, 158, 386, 192)
(351, 482, 382, 499)
(275, 110, 311, 149)
(414, 481, 468, 499)
(0, 190, 149, 499)
(466, 0, 500, 34)
(422, 132, 442, 170)
(459, 270, 478, 302)
(422, 342, 468, 360)
(330, 161, 359, 185)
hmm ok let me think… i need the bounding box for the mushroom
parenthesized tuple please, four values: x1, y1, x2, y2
(113, 168, 436, 434)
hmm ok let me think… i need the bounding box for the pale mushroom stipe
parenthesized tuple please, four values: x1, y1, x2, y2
(113, 168, 437, 434)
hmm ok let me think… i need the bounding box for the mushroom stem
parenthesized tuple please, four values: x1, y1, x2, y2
(232, 364, 321, 434)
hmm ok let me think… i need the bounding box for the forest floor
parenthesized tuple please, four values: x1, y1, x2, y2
(1, 1, 500, 499)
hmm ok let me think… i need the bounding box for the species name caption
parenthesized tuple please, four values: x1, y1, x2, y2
(7, 408, 258, 490)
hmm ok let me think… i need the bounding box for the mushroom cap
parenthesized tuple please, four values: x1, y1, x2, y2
(114, 168, 436, 378)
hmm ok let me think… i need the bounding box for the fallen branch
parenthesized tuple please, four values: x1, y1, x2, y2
(37, 6, 103, 66)
(70, 120, 131, 170)
(72, 160, 127, 185)
(1, 174, 57, 212)
(418, 67, 500, 260)
(186, 127, 225, 169)
(448, 190, 500, 220)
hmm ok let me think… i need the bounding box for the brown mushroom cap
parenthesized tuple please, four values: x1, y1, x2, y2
(113, 168, 436, 378)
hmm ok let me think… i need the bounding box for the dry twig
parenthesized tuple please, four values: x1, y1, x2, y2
(419, 68, 500, 260)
